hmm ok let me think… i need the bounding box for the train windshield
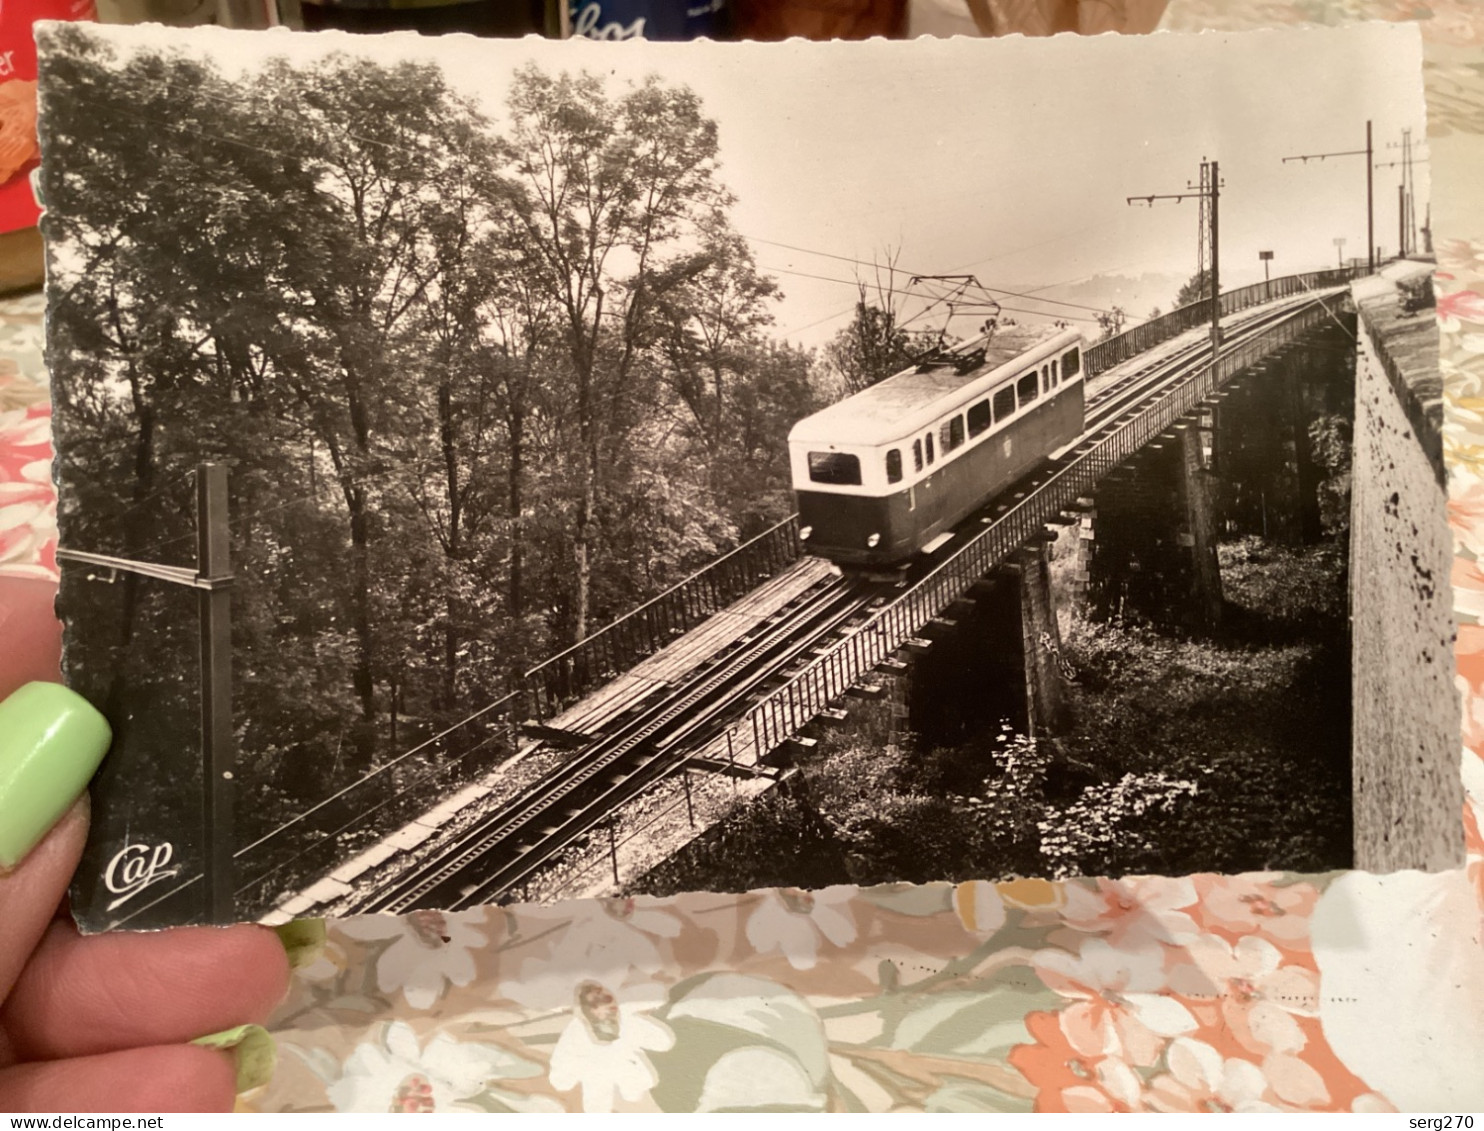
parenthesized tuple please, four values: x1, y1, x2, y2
(1063, 347, 1081, 378)
(808, 451, 863, 486)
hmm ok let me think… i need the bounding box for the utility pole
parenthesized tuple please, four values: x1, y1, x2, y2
(1283, 119, 1374, 274)
(1128, 157, 1223, 353)
(1377, 127, 1422, 257)
(57, 463, 236, 923)
(1397, 184, 1405, 256)
(197, 465, 234, 923)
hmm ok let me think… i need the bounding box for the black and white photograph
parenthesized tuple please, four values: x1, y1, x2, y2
(37, 21, 1437, 932)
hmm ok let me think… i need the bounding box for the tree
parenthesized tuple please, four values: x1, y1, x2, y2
(259, 56, 503, 722)
(653, 228, 779, 472)
(1096, 305, 1127, 340)
(1174, 268, 1214, 309)
(824, 254, 920, 394)
(503, 66, 733, 643)
(42, 33, 833, 903)
(397, 132, 526, 705)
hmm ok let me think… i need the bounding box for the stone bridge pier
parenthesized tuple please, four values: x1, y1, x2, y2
(1075, 420, 1224, 632)
(903, 542, 1071, 745)
(898, 268, 1461, 873)
(1075, 317, 1357, 634)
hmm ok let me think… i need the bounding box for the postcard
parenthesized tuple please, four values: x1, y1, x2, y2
(35, 20, 1445, 931)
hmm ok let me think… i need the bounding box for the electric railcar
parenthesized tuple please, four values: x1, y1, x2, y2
(788, 323, 1085, 568)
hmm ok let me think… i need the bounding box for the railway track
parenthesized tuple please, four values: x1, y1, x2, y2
(347, 290, 1343, 914)
(1081, 292, 1331, 432)
(352, 571, 891, 913)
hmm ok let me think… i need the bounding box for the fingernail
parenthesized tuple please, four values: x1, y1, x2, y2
(0, 682, 111, 869)
(191, 1023, 277, 1094)
(274, 918, 326, 969)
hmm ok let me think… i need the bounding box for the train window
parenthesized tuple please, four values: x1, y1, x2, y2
(940, 415, 965, 453)
(912, 439, 923, 471)
(1042, 364, 1050, 394)
(992, 384, 1016, 422)
(925, 432, 935, 464)
(886, 448, 903, 484)
(1051, 360, 1059, 388)
(1063, 347, 1081, 378)
(808, 451, 862, 486)
(966, 399, 992, 437)
(1017, 372, 1039, 406)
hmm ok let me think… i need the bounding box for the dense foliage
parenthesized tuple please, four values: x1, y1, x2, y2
(40, 29, 825, 870)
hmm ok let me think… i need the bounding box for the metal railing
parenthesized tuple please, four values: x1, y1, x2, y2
(520, 760, 777, 901)
(1086, 267, 1366, 377)
(238, 520, 799, 916)
(231, 691, 521, 918)
(747, 297, 1340, 758)
(254, 280, 1362, 915)
(520, 515, 800, 719)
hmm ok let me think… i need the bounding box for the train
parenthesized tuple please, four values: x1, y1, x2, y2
(787, 322, 1086, 568)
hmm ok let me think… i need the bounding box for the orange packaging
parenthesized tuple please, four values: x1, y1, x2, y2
(0, 0, 94, 234)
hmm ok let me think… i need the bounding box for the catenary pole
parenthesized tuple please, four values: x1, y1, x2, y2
(57, 463, 236, 923)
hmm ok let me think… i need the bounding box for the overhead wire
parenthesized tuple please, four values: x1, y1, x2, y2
(235, 726, 514, 893)
(763, 262, 1102, 329)
(748, 233, 1115, 316)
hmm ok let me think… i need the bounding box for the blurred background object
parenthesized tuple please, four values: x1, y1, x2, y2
(293, 0, 549, 36)
(86, 0, 1167, 36)
(0, 0, 94, 296)
(566, 0, 728, 39)
(731, 0, 902, 39)
(903, 0, 1166, 38)
(94, 0, 220, 23)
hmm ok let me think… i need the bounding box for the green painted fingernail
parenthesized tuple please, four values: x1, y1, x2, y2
(0, 682, 111, 869)
(274, 918, 326, 969)
(192, 1024, 277, 1094)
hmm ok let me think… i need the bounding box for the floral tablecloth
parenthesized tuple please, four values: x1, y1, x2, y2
(1, 0, 1481, 1113)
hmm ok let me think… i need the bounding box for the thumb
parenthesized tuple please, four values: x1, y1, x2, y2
(0, 683, 111, 1003)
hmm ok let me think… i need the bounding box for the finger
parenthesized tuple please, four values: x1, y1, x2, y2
(2, 921, 290, 1062)
(0, 682, 111, 1004)
(0, 1042, 236, 1113)
(0, 797, 88, 1008)
(0, 577, 63, 699)
(0, 682, 108, 871)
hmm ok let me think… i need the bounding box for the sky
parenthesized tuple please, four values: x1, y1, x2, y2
(65, 21, 1428, 348)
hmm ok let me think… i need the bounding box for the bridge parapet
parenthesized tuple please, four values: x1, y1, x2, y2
(1349, 258, 1460, 871)
(522, 515, 800, 719)
(1353, 260, 1444, 482)
(1087, 267, 1367, 377)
